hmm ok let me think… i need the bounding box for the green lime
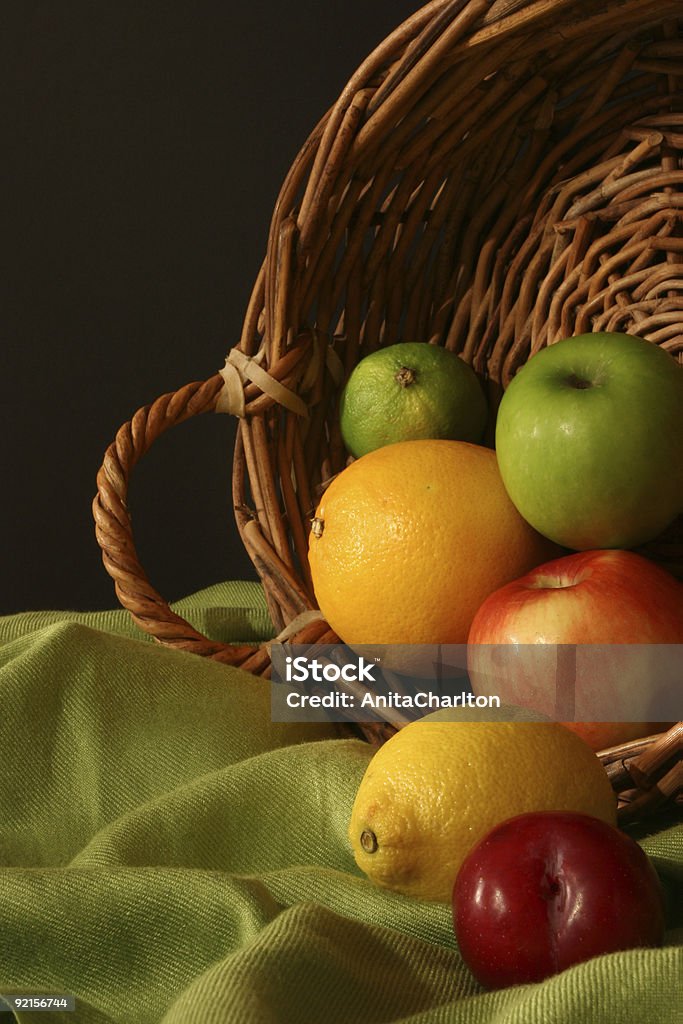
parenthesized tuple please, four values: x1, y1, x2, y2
(339, 342, 488, 457)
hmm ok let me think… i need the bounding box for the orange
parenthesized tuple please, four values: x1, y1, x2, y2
(308, 439, 557, 648)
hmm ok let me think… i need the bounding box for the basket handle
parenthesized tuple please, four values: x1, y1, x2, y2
(92, 373, 271, 667)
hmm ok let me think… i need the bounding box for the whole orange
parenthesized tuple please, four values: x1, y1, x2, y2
(307, 439, 557, 648)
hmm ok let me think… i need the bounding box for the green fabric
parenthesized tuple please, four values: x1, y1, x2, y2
(0, 583, 680, 1024)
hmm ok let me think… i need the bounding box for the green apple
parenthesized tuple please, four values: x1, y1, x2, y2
(495, 332, 683, 550)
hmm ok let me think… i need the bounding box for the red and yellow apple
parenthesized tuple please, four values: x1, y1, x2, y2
(467, 549, 681, 750)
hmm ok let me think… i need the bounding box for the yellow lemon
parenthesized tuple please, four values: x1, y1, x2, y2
(349, 716, 617, 903)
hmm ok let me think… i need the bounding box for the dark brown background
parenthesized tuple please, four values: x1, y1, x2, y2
(4, 0, 419, 613)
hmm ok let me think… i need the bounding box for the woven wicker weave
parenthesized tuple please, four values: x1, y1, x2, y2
(93, 0, 683, 824)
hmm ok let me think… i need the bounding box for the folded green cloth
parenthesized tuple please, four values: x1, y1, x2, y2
(0, 583, 680, 1023)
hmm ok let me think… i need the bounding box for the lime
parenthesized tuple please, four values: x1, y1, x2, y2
(339, 342, 488, 457)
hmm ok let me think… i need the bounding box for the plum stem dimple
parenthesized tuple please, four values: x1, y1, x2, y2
(541, 863, 567, 974)
(543, 876, 562, 898)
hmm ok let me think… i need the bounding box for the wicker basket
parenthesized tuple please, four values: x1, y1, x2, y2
(93, 0, 683, 826)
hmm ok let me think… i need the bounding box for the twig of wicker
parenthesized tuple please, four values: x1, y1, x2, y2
(600, 722, 682, 824)
(93, 0, 683, 824)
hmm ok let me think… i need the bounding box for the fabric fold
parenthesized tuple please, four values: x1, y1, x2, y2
(0, 583, 680, 1024)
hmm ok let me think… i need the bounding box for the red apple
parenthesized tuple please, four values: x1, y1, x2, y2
(466, 549, 681, 750)
(452, 811, 666, 990)
(560, 721, 665, 751)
